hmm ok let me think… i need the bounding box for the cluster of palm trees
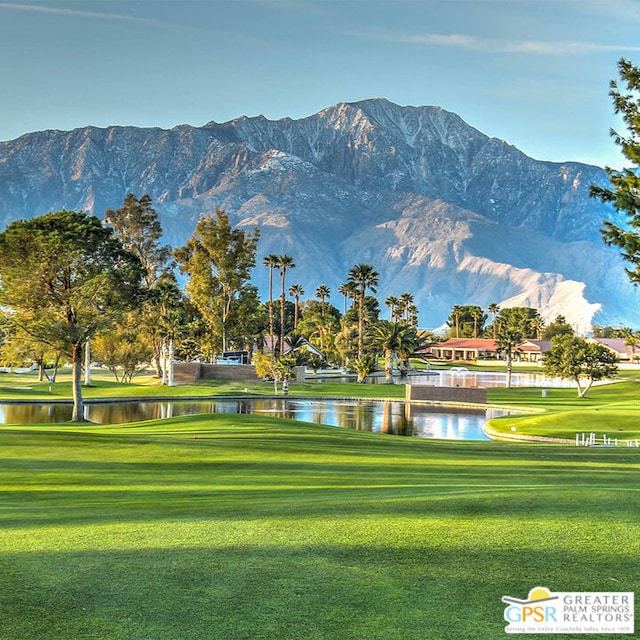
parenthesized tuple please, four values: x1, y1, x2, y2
(261, 258, 426, 382)
(385, 293, 418, 325)
(263, 253, 295, 356)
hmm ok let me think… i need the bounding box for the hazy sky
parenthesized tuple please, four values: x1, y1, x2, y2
(1, 0, 639, 167)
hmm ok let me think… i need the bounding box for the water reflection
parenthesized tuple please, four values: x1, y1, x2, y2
(0, 399, 500, 441)
(313, 371, 576, 388)
(407, 371, 575, 388)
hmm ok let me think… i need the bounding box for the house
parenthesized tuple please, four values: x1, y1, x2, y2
(518, 340, 552, 362)
(430, 338, 552, 362)
(430, 338, 498, 361)
(589, 338, 636, 362)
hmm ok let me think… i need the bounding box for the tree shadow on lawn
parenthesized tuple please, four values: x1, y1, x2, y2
(1, 459, 639, 529)
(0, 543, 635, 640)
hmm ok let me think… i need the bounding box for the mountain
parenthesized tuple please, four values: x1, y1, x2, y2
(0, 98, 636, 332)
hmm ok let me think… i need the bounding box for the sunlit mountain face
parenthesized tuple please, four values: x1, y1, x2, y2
(0, 98, 634, 331)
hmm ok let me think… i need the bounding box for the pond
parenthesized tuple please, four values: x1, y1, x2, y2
(0, 398, 508, 441)
(407, 370, 576, 388)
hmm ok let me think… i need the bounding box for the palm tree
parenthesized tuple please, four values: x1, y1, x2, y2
(398, 292, 415, 323)
(347, 263, 379, 357)
(277, 254, 295, 354)
(352, 353, 377, 384)
(396, 328, 432, 377)
(531, 315, 545, 340)
(625, 333, 639, 363)
(488, 302, 500, 338)
(315, 284, 331, 317)
(304, 314, 334, 353)
(385, 295, 399, 321)
(263, 254, 280, 354)
(471, 308, 482, 339)
(370, 320, 404, 383)
(406, 304, 419, 328)
(339, 282, 357, 315)
(496, 328, 524, 388)
(288, 283, 304, 329)
(451, 305, 462, 338)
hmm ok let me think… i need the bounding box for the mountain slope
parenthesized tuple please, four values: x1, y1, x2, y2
(0, 98, 635, 331)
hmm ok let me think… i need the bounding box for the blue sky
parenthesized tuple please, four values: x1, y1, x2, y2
(0, 0, 639, 167)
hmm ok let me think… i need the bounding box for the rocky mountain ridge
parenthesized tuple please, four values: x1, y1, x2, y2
(0, 98, 635, 331)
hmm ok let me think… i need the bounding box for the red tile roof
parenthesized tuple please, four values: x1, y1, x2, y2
(436, 338, 498, 350)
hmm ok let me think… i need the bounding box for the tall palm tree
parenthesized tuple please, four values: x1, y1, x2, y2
(263, 254, 280, 354)
(496, 328, 524, 388)
(288, 283, 304, 329)
(488, 302, 500, 338)
(471, 308, 482, 339)
(339, 282, 357, 315)
(315, 284, 331, 317)
(385, 295, 399, 321)
(347, 263, 380, 357)
(398, 292, 414, 323)
(451, 305, 462, 338)
(406, 304, 419, 328)
(277, 254, 295, 354)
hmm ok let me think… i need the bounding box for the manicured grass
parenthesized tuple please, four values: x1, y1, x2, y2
(5, 369, 640, 442)
(487, 380, 640, 440)
(0, 370, 409, 401)
(1, 414, 639, 639)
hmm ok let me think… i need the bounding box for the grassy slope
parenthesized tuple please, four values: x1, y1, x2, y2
(487, 381, 640, 440)
(1, 415, 639, 640)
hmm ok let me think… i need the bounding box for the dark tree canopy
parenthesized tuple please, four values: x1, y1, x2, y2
(0, 210, 143, 419)
(495, 307, 543, 339)
(446, 305, 487, 338)
(590, 58, 640, 283)
(541, 315, 574, 340)
(105, 193, 172, 288)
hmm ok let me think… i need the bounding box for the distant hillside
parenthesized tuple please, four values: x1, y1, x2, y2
(0, 98, 635, 331)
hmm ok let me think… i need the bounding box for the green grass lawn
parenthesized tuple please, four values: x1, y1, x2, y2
(0, 370, 407, 401)
(1, 414, 639, 640)
(2, 370, 640, 637)
(487, 380, 640, 440)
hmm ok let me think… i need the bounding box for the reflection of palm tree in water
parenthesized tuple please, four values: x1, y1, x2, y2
(381, 401, 413, 436)
(354, 402, 372, 432)
(382, 401, 393, 434)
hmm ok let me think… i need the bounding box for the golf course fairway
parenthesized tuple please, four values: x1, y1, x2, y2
(1, 407, 638, 639)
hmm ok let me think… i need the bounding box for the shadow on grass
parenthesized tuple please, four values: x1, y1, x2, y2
(1, 542, 635, 640)
(2, 445, 639, 529)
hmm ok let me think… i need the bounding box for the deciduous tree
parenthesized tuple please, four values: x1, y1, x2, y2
(0, 210, 143, 420)
(105, 193, 171, 288)
(543, 335, 618, 398)
(106, 193, 173, 377)
(175, 210, 260, 355)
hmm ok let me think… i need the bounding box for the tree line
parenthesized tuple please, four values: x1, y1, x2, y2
(0, 196, 433, 416)
(2, 57, 640, 412)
